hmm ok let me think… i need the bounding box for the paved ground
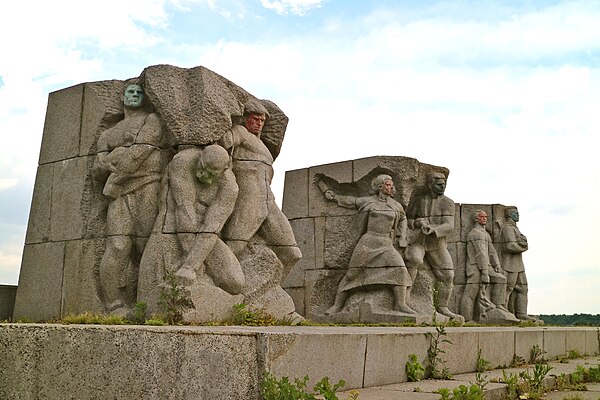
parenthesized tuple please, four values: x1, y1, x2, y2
(334, 356, 600, 400)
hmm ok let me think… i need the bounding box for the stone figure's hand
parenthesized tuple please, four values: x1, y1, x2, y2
(421, 225, 433, 235)
(324, 190, 336, 201)
(397, 237, 408, 248)
(481, 270, 490, 284)
(414, 218, 426, 228)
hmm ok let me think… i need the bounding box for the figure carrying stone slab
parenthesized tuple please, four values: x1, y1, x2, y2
(220, 101, 302, 278)
(318, 174, 415, 315)
(405, 172, 459, 319)
(461, 210, 513, 323)
(93, 82, 171, 316)
(501, 206, 536, 321)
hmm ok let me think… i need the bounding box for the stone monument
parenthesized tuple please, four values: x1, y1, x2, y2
(13, 64, 301, 323)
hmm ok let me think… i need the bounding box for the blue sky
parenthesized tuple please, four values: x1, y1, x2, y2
(1, 0, 600, 314)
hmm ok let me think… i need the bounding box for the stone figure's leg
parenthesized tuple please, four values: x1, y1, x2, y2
(460, 267, 481, 322)
(490, 270, 508, 311)
(404, 244, 425, 290)
(513, 272, 534, 320)
(257, 205, 302, 277)
(100, 235, 133, 314)
(205, 239, 245, 295)
(392, 285, 416, 314)
(426, 249, 457, 318)
(504, 271, 518, 310)
(324, 269, 360, 315)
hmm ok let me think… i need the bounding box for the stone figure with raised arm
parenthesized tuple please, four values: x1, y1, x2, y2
(220, 100, 301, 276)
(461, 210, 508, 322)
(405, 172, 458, 319)
(93, 82, 171, 316)
(501, 206, 536, 321)
(318, 174, 415, 315)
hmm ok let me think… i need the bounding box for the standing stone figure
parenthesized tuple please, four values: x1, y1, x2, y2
(220, 101, 301, 277)
(461, 210, 508, 322)
(501, 206, 535, 321)
(93, 82, 171, 316)
(405, 172, 458, 319)
(319, 175, 415, 315)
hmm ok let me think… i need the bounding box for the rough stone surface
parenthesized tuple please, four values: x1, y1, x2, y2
(282, 218, 314, 287)
(50, 156, 89, 241)
(0, 325, 260, 400)
(38, 84, 83, 164)
(478, 329, 515, 368)
(0, 285, 16, 321)
(586, 329, 600, 355)
(13, 242, 65, 321)
(282, 168, 309, 219)
(440, 329, 480, 374)
(515, 329, 544, 361)
(62, 239, 104, 315)
(308, 160, 353, 217)
(24, 164, 53, 244)
(566, 329, 587, 355)
(544, 329, 568, 360)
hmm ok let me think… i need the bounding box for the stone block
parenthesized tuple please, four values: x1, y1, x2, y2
(352, 156, 420, 207)
(441, 329, 479, 374)
(314, 217, 326, 269)
(363, 331, 429, 386)
(565, 329, 587, 355)
(544, 329, 567, 360)
(24, 164, 53, 244)
(454, 242, 467, 285)
(282, 218, 314, 288)
(448, 203, 461, 243)
(282, 168, 309, 219)
(39, 84, 84, 164)
(478, 329, 515, 369)
(13, 242, 65, 321)
(586, 329, 600, 355)
(80, 80, 125, 156)
(324, 215, 357, 269)
(50, 156, 89, 241)
(449, 284, 464, 315)
(515, 329, 544, 361)
(491, 204, 508, 243)
(308, 160, 353, 217)
(285, 287, 305, 316)
(0, 285, 17, 320)
(62, 239, 104, 316)
(0, 325, 260, 400)
(460, 204, 493, 243)
(304, 269, 345, 319)
(262, 330, 367, 390)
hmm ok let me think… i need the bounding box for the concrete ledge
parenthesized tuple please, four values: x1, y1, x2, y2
(1, 325, 598, 399)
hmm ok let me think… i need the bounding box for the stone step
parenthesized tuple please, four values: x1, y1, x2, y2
(336, 356, 600, 399)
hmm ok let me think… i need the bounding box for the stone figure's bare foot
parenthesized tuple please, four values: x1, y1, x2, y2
(436, 306, 457, 319)
(174, 267, 196, 286)
(396, 304, 416, 315)
(517, 314, 537, 321)
(324, 305, 342, 315)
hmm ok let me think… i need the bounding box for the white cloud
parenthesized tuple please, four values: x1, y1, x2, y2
(260, 0, 323, 15)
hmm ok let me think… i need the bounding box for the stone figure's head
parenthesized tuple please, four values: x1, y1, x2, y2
(371, 174, 396, 197)
(505, 206, 519, 222)
(196, 145, 230, 185)
(473, 210, 488, 226)
(242, 99, 270, 136)
(428, 172, 447, 196)
(123, 82, 144, 109)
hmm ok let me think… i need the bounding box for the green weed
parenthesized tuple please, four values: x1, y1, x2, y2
(406, 353, 425, 382)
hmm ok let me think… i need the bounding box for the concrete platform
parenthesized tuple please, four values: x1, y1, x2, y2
(1, 324, 598, 399)
(336, 356, 600, 399)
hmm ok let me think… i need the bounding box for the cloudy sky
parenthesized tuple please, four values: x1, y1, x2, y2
(1, 0, 599, 314)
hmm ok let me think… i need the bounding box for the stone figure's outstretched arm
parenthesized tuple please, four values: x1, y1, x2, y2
(315, 177, 359, 209)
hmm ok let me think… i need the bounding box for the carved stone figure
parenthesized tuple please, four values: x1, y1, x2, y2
(501, 206, 536, 321)
(220, 101, 302, 278)
(405, 172, 458, 319)
(93, 82, 171, 316)
(137, 145, 245, 318)
(461, 210, 508, 322)
(318, 175, 414, 315)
